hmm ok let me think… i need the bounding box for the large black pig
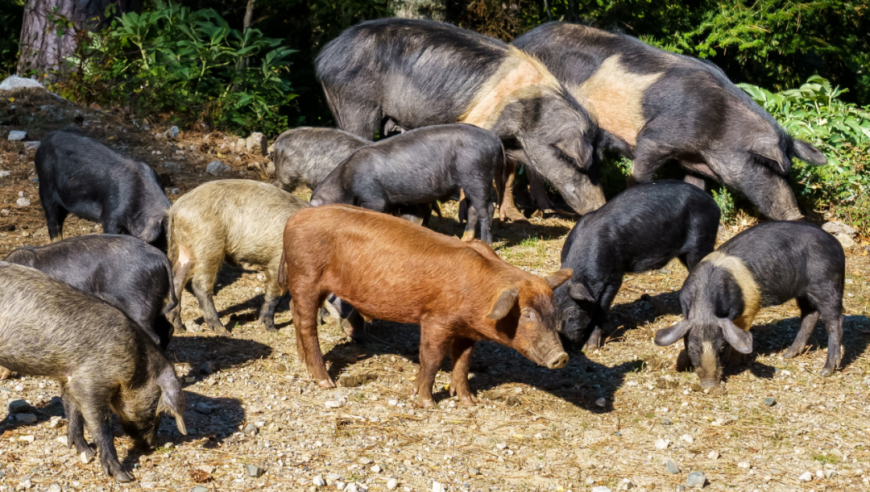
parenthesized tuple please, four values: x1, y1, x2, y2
(555, 181, 720, 350)
(654, 221, 845, 388)
(513, 23, 827, 221)
(0, 262, 186, 482)
(310, 124, 504, 244)
(316, 18, 605, 218)
(4, 234, 177, 349)
(35, 130, 171, 245)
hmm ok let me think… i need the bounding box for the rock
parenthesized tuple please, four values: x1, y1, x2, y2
(7, 131, 27, 141)
(432, 481, 445, 492)
(23, 142, 39, 151)
(387, 478, 398, 490)
(16, 413, 37, 424)
(822, 221, 857, 237)
(345, 484, 359, 492)
(56, 436, 68, 446)
(80, 451, 92, 464)
(325, 400, 341, 408)
(16, 479, 32, 490)
(170, 187, 180, 195)
(825, 469, 836, 479)
(162, 161, 183, 172)
(167, 126, 180, 139)
(192, 487, 209, 492)
(763, 397, 776, 407)
(655, 438, 670, 450)
(388, 399, 398, 406)
(9, 399, 33, 413)
(195, 402, 214, 415)
(371, 465, 382, 473)
(47, 484, 61, 492)
(468, 468, 480, 476)
(244, 423, 259, 436)
(737, 462, 750, 469)
(680, 434, 693, 444)
(661, 417, 673, 425)
(313, 474, 325, 487)
(595, 397, 606, 407)
(799, 471, 813, 482)
(49, 416, 62, 428)
(686, 471, 706, 488)
(617, 479, 634, 490)
(245, 464, 264, 478)
(18, 434, 35, 442)
(245, 132, 267, 155)
(339, 372, 377, 387)
(0, 75, 43, 90)
(592, 487, 612, 492)
(206, 160, 231, 176)
(707, 450, 719, 460)
(666, 459, 681, 474)
(0, 170, 9, 178)
(0, 209, 8, 216)
(676, 486, 686, 492)
(15, 197, 30, 208)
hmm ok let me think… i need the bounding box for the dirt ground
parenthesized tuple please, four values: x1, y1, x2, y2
(0, 86, 869, 492)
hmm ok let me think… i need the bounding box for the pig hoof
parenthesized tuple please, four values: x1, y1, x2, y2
(819, 367, 834, 377)
(317, 379, 336, 389)
(459, 396, 477, 407)
(782, 348, 799, 359)
(114, 470, 134, 483)
(211, 325, 229, 335)
(418, 398, 436, 408)
(263, 324, 278, 333)
(460, 231, 476, 242)
(500, 207, 527, 223)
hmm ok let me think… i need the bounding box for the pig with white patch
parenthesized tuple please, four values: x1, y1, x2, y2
(654, 222, 845, 387)
(316, 18, 605, 219)
(513, 23, 828, 221)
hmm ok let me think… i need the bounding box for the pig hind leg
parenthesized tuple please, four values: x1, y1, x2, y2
(462, 183, 494, 244)
(191, 268, 227, 334)
(784, 296, 820, 360)
(449, 337, 478, 406)
(40, 191, 68, 241)
(290, 292, 334, 387)
(414, 322, 451, 407)
(818, 296, 844, 376)
(499, 158, 526, 222)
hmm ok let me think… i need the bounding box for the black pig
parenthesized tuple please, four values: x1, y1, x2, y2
(272, 127, 371, 192)
(0, 262, 186, 482)
(654, 221, 845, 387)
(555, 181, 720, 350)
(35, 130, 171, 245)
(310, 124, 504, 244)
(513, 22, 827, 221)
(316, 18, 605, 218)
(4, 234, 177, 349)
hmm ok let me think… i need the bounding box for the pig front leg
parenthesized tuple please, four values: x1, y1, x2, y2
(449, 337, 478, 406)
(413, 324, 451, 407)
(499, 159, 527, 223)
(191, 271, 227, 334)
(258, 266, 285, 332)
(76, 385, 133, 482)
(784, 296, 820, 360)
(60, 389, 95, 461)
(821, 311, 844, 377)
(290, 293, 335, 388)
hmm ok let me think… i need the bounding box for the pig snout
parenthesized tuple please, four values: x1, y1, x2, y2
(546, 351, 569, 369)
(559, 181, 605, 216)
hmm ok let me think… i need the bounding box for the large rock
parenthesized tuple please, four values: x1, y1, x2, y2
(245, 132, 267, 156)
(822, 221, 857, 249)
(0, 76, 43, 91)
(206, 160, 231, 176)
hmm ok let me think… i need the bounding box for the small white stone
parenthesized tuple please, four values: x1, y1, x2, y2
(680, 434, 693, 444)
(388, 399, 398, 406)
(56, 436, 68, 446)
(16, 479, 32, 490)
(49, 416, 62, 428)
(18, 435, 34, 443)
(592, 487, 612, 492)
(312, 474, 325, 487)
(595, 397, 606, 407)
(345, 484, 359, 492)
(495, 443, 507, 450)
(825, 469, 836, 479)
(0, 170, 10, 177)
(655, 438, 670, 450)
(47, 484, 61, 492)
(432, 481, 445, 492)
(799, 471, 813, 482)
(325, 400, 341, 408)
(15, 197, 30, 208)
(387, 478, 398, 490)
(8, 130, 27, 141)
(371, 465, 382, 473)
(81, 451, 93, 464)
(707, 450, 719, 460)
(738, 462, 750, 469)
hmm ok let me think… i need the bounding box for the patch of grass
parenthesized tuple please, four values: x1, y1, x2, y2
(813, 453, 842, 466)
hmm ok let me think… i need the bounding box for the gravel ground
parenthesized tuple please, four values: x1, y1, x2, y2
(0, 87, 869, 492)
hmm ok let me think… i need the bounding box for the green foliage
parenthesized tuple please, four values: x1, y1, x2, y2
(0, 0, 24, 78)
(57, 1, 297, 135)
(738, 76, 870, 230)
(711, 187, 736, 224)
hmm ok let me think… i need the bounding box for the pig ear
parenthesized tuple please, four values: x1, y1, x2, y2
(718, 318, 753, 354)
(157, 367, 187, 435)
(792, 139, 827, 166)
(545, 268, 572, 290)
(567, 281, 595, 303)
(488, 286, 519, 321)
(749, 137, 789, 174)
(554, 138, 593, 170)
(654, 320, 692, 347)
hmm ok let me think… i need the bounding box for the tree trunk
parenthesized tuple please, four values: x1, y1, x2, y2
(389, 0, 447, 21)
(17, 0, 141, 82)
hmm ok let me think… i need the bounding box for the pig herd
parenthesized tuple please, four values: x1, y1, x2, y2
(0, 18, 851, 483)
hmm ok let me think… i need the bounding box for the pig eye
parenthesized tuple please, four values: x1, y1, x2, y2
(523, 309, 538, 322)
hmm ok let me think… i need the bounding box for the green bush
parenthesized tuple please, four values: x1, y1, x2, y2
(0, 0, 24, 78)
(57, 1, 298, 136)
(738, 76, 870, 231)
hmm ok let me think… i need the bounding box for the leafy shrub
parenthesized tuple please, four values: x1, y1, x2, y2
(738, 76, 870, 231)
(56, 1, 297, 136)
(0, 0, 24, 78)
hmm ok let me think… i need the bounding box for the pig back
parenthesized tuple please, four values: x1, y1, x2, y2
(0, 262, 143, 380)
(171, 180, 308, 265)
(284, 205, 513, 324)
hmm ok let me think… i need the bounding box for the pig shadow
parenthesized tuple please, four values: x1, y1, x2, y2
(167, 335, 273, 377)
(120, 391, 245, 472)
(425, 214, 571, 247)
(723, 314, 870, 382)
(323, 320, 636, 413)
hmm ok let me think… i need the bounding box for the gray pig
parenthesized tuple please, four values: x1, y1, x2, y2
(272, 127, 371, 192)
(513, 23, 827, 220)
(316, 18, 605, 217)
(0, 262, 186, 482)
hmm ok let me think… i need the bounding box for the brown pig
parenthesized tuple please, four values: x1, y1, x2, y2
(280, 205, 571, 407)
